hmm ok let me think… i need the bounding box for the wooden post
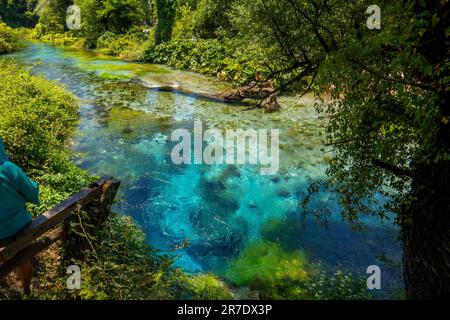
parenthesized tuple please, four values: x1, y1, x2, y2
(0, 177, 121, 280)
(95, 178, 121, 229)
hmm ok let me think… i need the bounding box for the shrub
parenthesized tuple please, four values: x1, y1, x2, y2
(143, 38, 263, 84)
(96, 30, 151, 60)
(0, 23, 25, 54)
(172, 4, 195, 39)
(0, 61, 79, 173)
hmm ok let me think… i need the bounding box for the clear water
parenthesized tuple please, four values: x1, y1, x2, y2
(3, 42, 403, 297)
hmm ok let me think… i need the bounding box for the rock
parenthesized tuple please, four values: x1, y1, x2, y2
(122, 125, 133, 134)
(270, 176, 281, 183)
(276, 189, 291, 198)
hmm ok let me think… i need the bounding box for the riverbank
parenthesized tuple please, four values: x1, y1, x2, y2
(0, 49, 233, 300)
(0, 38, 403, 300)
(30, 30, 266, 87)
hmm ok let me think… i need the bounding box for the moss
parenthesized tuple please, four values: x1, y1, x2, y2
(223, 239, 370, 300)
(224, 240, 310, 287)
(187, 274, 233, 300)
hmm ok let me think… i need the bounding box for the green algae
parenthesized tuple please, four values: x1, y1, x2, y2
(223, 240, 310, 287)
(60, 47, 171, 80)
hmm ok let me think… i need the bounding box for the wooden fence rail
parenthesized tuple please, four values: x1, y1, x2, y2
(0, 176, 120, 279)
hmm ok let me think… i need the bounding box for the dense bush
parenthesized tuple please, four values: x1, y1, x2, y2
(190, 0, 234, 39)
(143, 38, 264, 84)
(96, 29, 152, 60)
(0, 61, 79, 173)
(0, 23, 25, 53)
(0, 0, 38, 28)
(73, 0, 148, 48)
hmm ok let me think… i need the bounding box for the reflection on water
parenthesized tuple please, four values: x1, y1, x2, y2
(3, 42, 403, 297)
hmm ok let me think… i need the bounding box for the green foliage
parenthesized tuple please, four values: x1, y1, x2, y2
(172, 4, 195, 39)
(0, 59, 93, 217)
(96, 0, 145, 33)
(154, 0, 176, 45)
(187, 274, 233, 300)
(224, 240, 369, 300)
(0, 22, 25, 53)
(72, 0, 148, 48)
(37, 214, 193, 300)
(143, 38, 264, 84)
(37, 31, 85, 47)
(96, 29, 152, 60)
(0, 61, 78, 172)
(0, 0, 38, 28)
(190, 0, 234, 39)
(34, 0, 71, 35)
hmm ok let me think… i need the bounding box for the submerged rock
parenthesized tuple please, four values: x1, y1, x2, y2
(122, 125, 133, 134)
(276, 188, 291, 198)
(270, 176, 281, 183)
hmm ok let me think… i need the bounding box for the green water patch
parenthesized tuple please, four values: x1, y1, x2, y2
(60, 48, 171, 80)
(222, 239, 371, 300)
(223, 240, 310, 287)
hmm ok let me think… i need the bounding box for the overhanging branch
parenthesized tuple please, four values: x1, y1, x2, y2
(372, 159, 413, 178)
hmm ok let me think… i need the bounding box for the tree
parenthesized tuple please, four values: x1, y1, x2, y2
(154, 0, 176, 44)
(35, 0, 73, 33)
(96, 0, 145, 33)
(230, 0, 450, 299)
(191, 0, 235, 38)
(74, 0, 146, 47)
(0, 0, 38, 27)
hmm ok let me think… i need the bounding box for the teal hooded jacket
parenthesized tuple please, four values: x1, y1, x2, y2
(0, 139, 39, 240)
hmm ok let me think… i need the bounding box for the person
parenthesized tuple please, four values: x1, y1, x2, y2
(0, 138, 39, 294)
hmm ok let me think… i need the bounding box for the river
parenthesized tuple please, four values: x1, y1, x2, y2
(2, 41, 403, 298)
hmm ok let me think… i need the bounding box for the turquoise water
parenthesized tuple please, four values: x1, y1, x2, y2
(3, 42, 403, 296)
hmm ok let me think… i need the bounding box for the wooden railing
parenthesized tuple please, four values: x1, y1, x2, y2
(0, 177, 120, 279)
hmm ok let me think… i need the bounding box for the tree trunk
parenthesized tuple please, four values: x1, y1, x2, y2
(402, 0, 450, 297)
(401, 162, 450, 299)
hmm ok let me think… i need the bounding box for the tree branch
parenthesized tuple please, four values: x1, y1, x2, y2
(372, 159, 413, 178)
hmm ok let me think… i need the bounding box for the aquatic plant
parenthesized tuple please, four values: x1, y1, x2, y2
(186, 274, 233, 300)
(224, 240, 310, 287)
(224, 240, 370, 300)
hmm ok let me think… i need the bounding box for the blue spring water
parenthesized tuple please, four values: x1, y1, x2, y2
(2, 42, 403, 297)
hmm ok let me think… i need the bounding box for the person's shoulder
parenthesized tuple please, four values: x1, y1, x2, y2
(1, 161, 22, 175)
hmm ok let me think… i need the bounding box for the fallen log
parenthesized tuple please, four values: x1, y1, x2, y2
(219, 80, 280, 112)
(142, 80, 280, 112)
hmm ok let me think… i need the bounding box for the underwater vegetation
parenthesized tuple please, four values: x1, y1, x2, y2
(223, 240, 370, 300)
(186, 274, 234, 300)
(0, 42, 403, 299)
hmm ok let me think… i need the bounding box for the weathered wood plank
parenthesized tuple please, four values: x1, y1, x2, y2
(95, 178, 121, 228)
(0, 177, 114, 263)
(0, 228, 63, 279)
